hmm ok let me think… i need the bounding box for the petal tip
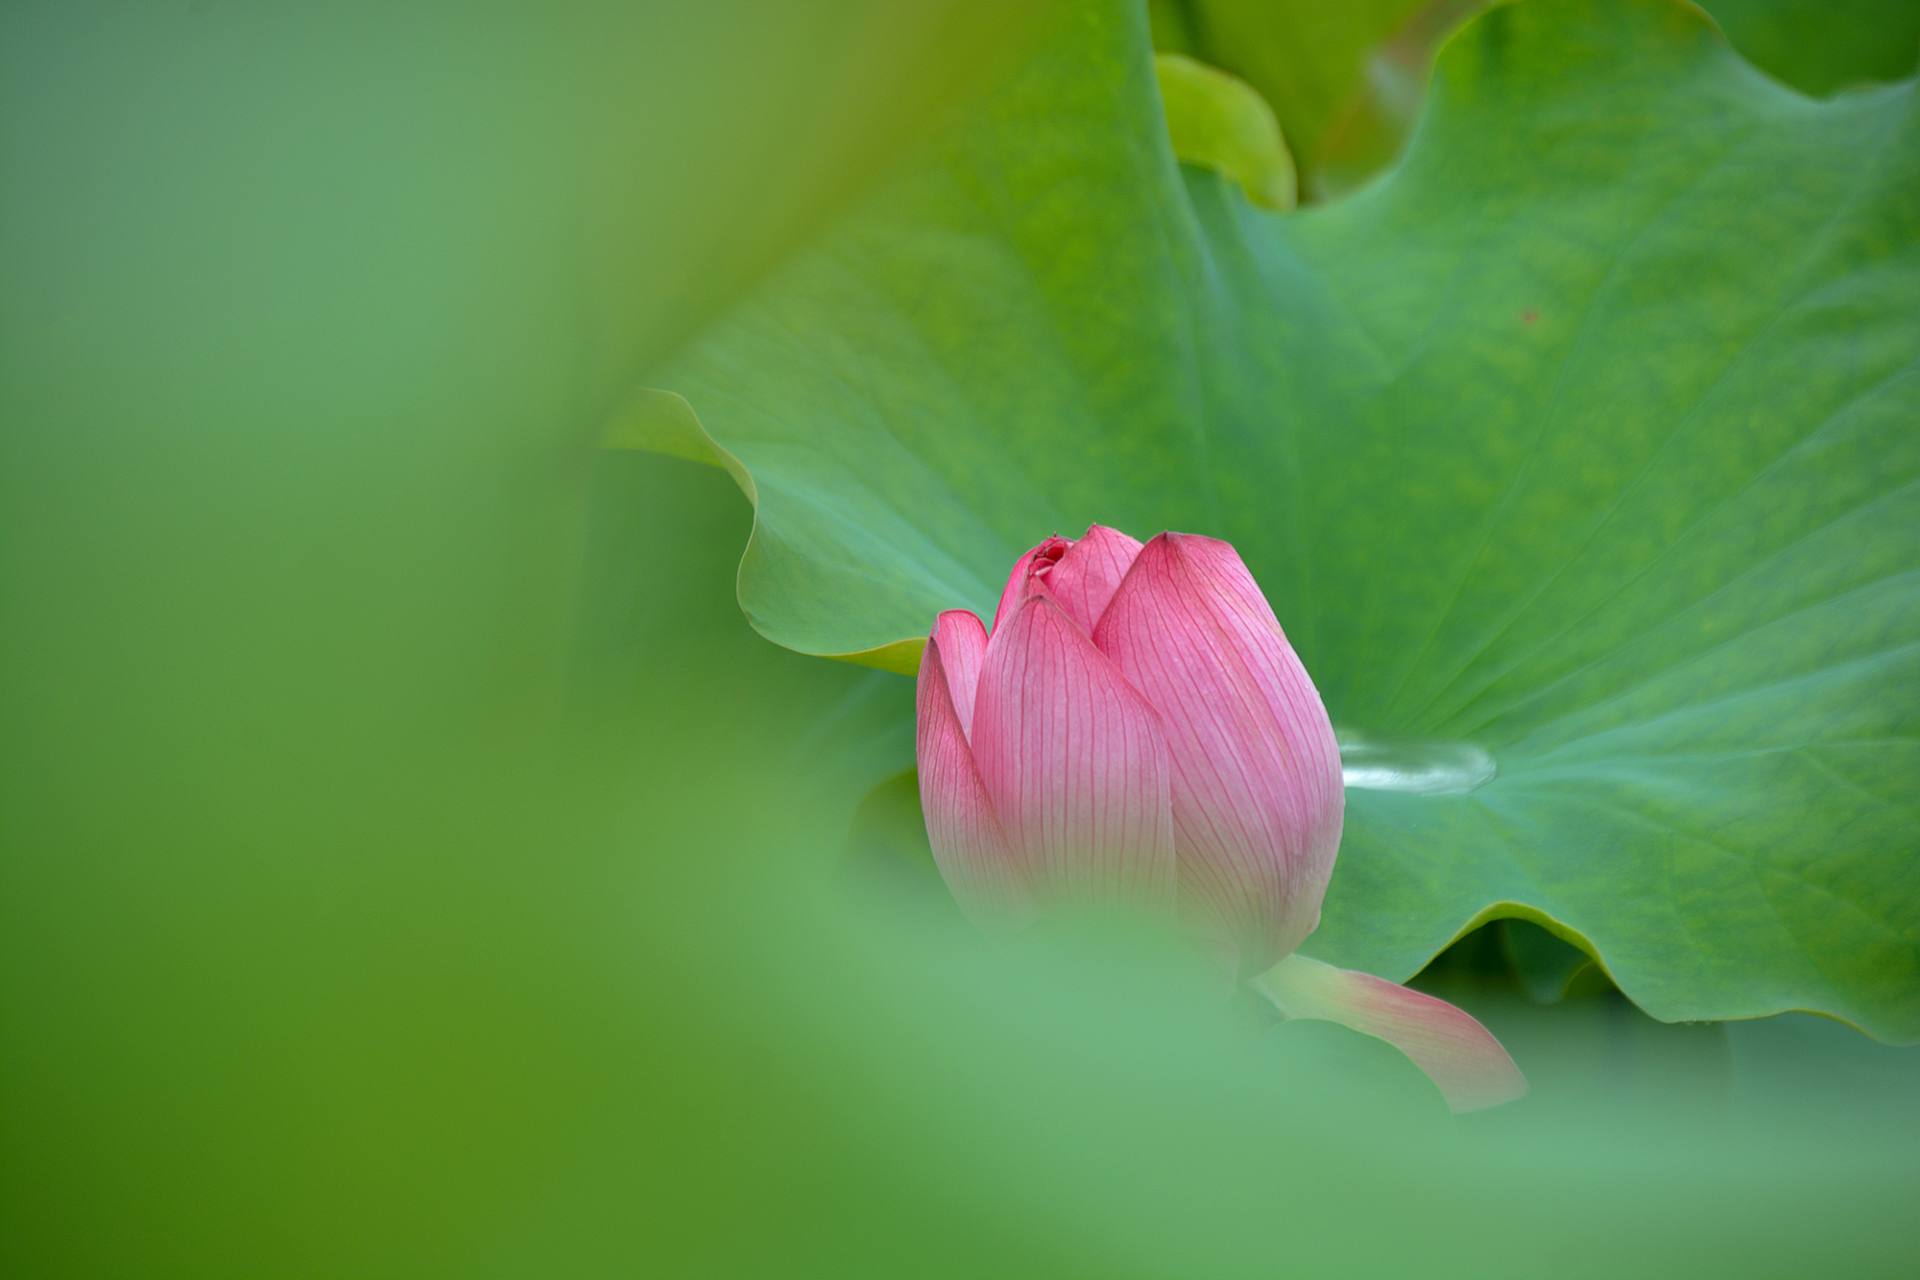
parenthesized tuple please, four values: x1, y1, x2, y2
(931, 608, 985, 639)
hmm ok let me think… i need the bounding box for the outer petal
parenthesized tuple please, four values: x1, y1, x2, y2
(1253, 953, 1528, 1113)
(916, 612, 1029, 921)
(1042, 524, 1145, 634)
(1093, 532, 1343, 973)
(972, 594, 1177, 906)
(929, 610, 988, 740)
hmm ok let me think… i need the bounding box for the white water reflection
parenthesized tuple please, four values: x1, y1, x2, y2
(1336, 729, 1496, 795)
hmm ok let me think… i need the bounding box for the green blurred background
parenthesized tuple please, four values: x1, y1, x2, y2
(4, 2, 1916, 1276)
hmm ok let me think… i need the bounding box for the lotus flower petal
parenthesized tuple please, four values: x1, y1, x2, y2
(972, 593, 1177, 904)
(1094, 532, 1343, 972)
(989, 525, 1144, 636)
(992, 535, 1071, 636)
(916, 611, 1029, 920)
(930, 609, 988, 740)
(1253, 953, 1528, 1113)
(1041, 524, 1145, 634)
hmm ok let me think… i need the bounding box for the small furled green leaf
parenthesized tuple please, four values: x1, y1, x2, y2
(1152, 0, 1475, 198)
(1154, 53, 1296, 210)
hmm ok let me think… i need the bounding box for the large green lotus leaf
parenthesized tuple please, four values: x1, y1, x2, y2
(633, 0, 1920, 1040)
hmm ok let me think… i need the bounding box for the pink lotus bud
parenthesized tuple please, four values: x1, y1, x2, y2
(916, 525, 1525, 1112)
(919, 526, 1341, 971)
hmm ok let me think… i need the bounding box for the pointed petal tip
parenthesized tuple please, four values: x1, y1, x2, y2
(1035, 525, 1146, 634)
(930, 608, 986, 642)
(1157, 528, 1232, 555)
(992, 538, 1065, 634)
(1011, 589, 1090, 639)
(925, 610, 989, 741)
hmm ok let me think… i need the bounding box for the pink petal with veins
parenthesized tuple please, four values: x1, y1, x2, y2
(916, 611, 1030, 921)
(972, 594, 1177, 906)
(930, 609, 988, 741)
(1042, 524, 1145, 633)
(991, 536, 1071, 636)
(1094, 533, 1343, 974)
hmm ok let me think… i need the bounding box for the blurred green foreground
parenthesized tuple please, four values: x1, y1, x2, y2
(3, 3, 1916, 1276)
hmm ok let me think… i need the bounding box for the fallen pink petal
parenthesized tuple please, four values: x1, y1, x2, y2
(1253, 953, 1528, 1113)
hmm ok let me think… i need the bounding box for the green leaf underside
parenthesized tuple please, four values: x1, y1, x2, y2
(637, 0, 1920, 1039)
